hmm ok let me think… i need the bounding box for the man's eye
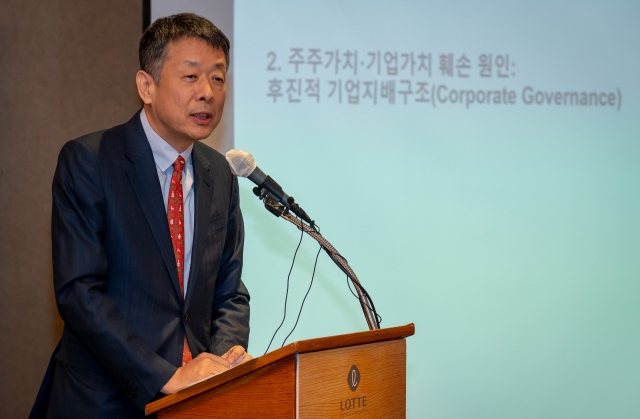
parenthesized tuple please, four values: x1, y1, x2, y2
(185, 75, 197, 79)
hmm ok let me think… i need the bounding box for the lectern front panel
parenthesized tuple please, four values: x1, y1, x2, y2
(297, 339, 406, 419)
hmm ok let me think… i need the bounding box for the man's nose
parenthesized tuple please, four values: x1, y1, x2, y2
(197, 78, 214, 102)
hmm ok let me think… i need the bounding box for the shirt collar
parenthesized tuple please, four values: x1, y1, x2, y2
(140, 108, 193, 172)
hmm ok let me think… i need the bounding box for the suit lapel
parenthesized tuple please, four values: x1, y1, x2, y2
(124, 113, 183, 301)
(185, 143, 215, 308)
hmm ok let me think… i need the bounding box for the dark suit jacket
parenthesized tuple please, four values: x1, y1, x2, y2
(32, 111, 250, 418)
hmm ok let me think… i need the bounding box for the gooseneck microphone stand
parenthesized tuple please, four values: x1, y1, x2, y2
(252, 187, 381, 331)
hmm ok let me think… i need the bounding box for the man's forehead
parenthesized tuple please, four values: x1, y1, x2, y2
(166, 37, 227, 67)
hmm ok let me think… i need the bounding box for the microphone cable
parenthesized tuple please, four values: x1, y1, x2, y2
(263, 215, 305, 355)
(281, 243, 323, 347)
(324, 248, 382, 328)
(345, 273, 382, 326)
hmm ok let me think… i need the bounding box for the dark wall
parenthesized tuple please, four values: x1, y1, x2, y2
(0, 1, 141, 416)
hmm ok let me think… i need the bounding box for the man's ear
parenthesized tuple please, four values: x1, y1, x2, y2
(136, 70, 155, 105)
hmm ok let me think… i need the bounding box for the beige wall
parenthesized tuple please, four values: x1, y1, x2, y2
(0, 1, 142, 416)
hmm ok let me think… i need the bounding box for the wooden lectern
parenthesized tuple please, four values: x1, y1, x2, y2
(146, 324, 414, 418)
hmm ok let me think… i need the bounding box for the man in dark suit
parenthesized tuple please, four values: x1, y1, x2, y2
(31, 13, 251, 418)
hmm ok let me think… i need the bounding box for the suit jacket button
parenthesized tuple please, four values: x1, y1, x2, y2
(183, 312, 188, 321)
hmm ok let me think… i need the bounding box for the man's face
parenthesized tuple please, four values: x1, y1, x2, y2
(144, 37, 227, 149)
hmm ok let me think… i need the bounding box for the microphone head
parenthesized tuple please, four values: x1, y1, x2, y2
(225, 149, 256, 178)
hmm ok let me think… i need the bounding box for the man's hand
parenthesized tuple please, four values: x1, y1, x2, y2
(160, 353, 231, 394)
(222, 345, 253, 367)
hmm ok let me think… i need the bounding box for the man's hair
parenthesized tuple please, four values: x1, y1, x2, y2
(139, 13, 230, 84)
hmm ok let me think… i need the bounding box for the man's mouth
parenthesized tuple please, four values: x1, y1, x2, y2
(191, 112, 213, 124)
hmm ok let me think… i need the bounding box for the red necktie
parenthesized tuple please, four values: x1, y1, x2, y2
(167, 156, 192, 366)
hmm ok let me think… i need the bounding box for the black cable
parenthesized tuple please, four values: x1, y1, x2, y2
(356, 280, 382, 326)
(263, 216, 305, 355)
(346, 274, 359, 299)
(281, 244, 322, 347)
(324, 249, 382, 328)
(345, 273, 382, 326)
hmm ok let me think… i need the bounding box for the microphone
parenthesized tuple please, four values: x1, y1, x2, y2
(225, 149, 313, 225)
